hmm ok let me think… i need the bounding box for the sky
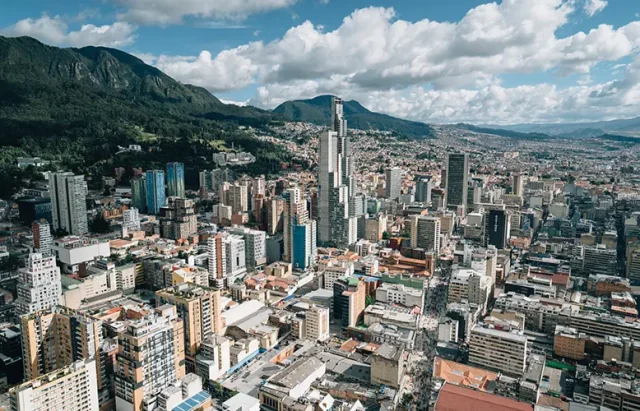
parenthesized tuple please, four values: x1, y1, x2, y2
(1, 0, 640, 125)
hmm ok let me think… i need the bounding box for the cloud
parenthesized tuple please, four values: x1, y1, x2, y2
(583, 0, 608, 17)
(131, 52, 157, 64)
(114, 0, 297, 25)
(2, 15, 136, 48)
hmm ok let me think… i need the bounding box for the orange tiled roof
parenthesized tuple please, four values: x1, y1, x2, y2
(432, 358, 498, 392)
(435, 384, 533, 411)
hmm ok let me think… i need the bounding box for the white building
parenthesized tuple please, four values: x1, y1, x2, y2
(448, 268, 493, 312)
(225, 235, 247, 283)
(122, 208, 141, 236)
(10, 358, 99, 411)
(228, 226, 267, 271)
(469, 326, 529, 377)
(15, 253, 62, 316)
(51, 237, 110, 274)
(306, 305, 330, 341)
(375, 283, 424, 309)
(196, 335, 231, 382)
(319, 259, 354, 290)
(49, 172, 88, 236)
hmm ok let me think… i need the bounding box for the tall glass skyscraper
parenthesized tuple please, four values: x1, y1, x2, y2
(131, 176, 147, 213)
(446, 153, 469, 211)
(166, 162, 185, 198)
(146, 170, 166, 215)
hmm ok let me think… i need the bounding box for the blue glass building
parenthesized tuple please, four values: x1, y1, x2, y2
(166, 162, 185, 198)
(146, 170, 166, 215)
(131, 176, 147, 213)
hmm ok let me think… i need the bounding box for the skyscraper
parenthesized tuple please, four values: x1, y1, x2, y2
(32, 219, 52, 257)
(415, 177, 432, 203)
(318, 97, 357, 246)
(207, 234, 227, 288)
(513, 173, 524, 197)
(114, 305, 185, 411)
(385, 167, 402, 200)
(145, 170, 166, 215)
(409, 215, 441, 252)
(486, 209, 510, 249)
(445, 153, 469, 211)
(166, 162, 185, 198)
(15, 253, 62, 317)
(49, 172, 88, 235)
(131, 176, 147, 213)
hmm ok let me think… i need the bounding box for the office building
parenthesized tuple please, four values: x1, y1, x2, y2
(627, 243, 640, 281)
(166, 162, 185, 198)
(305, 305, 330, 341)
(32, 219, 52, 257)
(131, 176, 147, 213)
(195, 335, 231, 382)
(259, 357, 326, 409)
(224, 183, 249, 214)
(553, 325, 586, 360)
(145, 170, 166, 215)
(415, 177, 432, 203)
(122, 207, 140, 236)
(207, 234, 227, 288)
(513, 173, 525, 197)
(49, 172, 88, 235)
(15, 253, 62, 316)
(375, 283, 424, 309)
(445, 153, 469, 211)
(333, 277, 366, 327)
(228, 227, 267, 271)
(409, 215, 441, 252)
(318, 97, 357, 246)
(448, 268, 493, 312)
(266, 197, 285, 235)
(156, 284, 224, 369)
(114, 305, 185, 411)
(385, 167, 402, 200)
(10, 358, 100, 411)
(224, 235, 247, 284)
(199, 168, 234, 195)
(20, 307, 104, 388)
(486, 209, 510, 249)
(160, 197, 197, 240)
(469, 326, 529, 377)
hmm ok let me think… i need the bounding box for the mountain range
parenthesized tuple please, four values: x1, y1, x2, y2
(483, 117, 640, 137)
(273, 95, 434, 138)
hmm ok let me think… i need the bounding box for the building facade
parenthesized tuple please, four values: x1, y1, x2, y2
(49, 172, 88, 235)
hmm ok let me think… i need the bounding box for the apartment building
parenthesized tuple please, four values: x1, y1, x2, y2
(469, 326, 529, 377)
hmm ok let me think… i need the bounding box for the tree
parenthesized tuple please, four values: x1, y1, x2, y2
(365, 295, 376, 307)
(401, 393, 414, 407)
(382, 231, 391, 240)
(89, 214, 111, 234)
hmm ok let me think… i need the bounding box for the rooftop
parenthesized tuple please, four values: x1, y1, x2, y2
(432, 358, 498, 392)
(434, 383, 533, 411)
(270, 356, 324, 389)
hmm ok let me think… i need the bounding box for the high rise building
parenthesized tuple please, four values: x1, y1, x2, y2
(266, 197, 285, 235)
(333, 277, 366, 327)
(385, 167, 402, 200)
(228, 226, 267, 271)
(415, 177, 432, 203)
(199, 169, 234, 195)
(145, 170, 166, 215)
(445, 153, 469, 211)
(15, 253, 62, 317)
(166, 162, 185, 198)
(114, 305, 185, 411)
(156, 284, 224, 370)
(131, 176, 147, 213)
(282, 187, 316, 270)
(10, 358, 100, 411)
(49, 172, 88, 235)
(207, 234, 227, 288)
(224, 235, 247, 284)
(486, 209, 510, 249)
(159, 198, 197, 240)
(513, 173, 524, 197)
(224, 183, 249, 214)
(122, 208, 141, 237)
(318, 97, 357, 246)
(20, 307, 104, 389)
(32, 219, 52, 257)
(409, 215, 441, 252)
(306, 305, 330, 341)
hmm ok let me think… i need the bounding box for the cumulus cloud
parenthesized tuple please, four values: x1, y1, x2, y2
(584, 0, 608, 16)
(157, 2, 640, 95)
(114, 0, 297, 25)
(1, 15, 136, 48)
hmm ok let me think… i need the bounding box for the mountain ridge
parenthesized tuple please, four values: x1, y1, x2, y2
(273, 95, 435, 138)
